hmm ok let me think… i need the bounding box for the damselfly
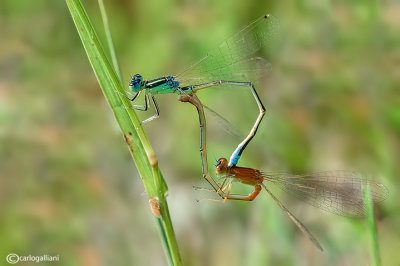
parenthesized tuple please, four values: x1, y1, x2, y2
(180, 93, 388, 251)
(121, 14, 279, 167)
(214, 157, 388, 251)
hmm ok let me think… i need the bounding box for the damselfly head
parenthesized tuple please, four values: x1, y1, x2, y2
(215, 158, 228, 175)
(129, 74, 144, 92)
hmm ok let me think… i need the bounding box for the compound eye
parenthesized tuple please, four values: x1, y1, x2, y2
(130, 74, 143, 89)
(129, 76, 136, 86)
(216, 158, 227, 166)
(134, 74, 143, 82)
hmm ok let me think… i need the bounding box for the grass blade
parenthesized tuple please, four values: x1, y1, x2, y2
(363, 177, 381, 266)
(97, 0, 122, 83)
(65, 0, 181, 264)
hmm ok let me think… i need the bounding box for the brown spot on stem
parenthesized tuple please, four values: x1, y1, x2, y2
(148, 153, 158, 168)
(123, 133, 130, 145)
(149, 197, 161, 218)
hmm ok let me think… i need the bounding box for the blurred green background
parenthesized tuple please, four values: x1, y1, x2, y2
(1, 0, 399, 265)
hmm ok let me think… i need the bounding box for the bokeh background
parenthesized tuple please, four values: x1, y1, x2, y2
(1, 0, 399, 265)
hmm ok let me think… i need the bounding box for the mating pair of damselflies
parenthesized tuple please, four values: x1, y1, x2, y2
(119, 14, 388, 251)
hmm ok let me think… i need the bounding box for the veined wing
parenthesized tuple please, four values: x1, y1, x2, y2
(176, 57, 272, 86)
(203, 104, 245, 141)
(263, 170, 388, 217)
(175, 14, 279, 87)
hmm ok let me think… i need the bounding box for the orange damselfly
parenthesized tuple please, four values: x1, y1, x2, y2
(214, 157, 388, 250)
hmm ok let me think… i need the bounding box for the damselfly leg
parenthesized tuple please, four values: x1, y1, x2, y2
(140, 95, 160, 124)
(120, 90, 160, 124)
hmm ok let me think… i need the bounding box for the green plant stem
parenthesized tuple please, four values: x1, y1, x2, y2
(363, 180, 381, 266)
(65, 0, 181, 264)
(97, 0, 122, 83)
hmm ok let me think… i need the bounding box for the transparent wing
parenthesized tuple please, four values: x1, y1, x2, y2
(263, 170, 389, 217)
(204, 104, 245, 141)
(175, 14, 279, 87)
